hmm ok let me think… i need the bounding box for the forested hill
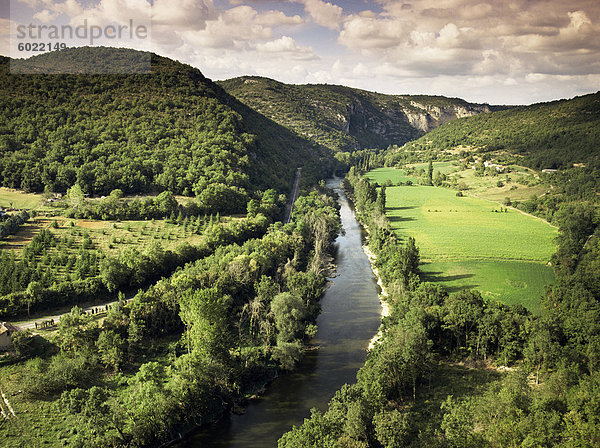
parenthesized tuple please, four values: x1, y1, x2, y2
(0, 47, 328, 203)
(219, 76, 493, 152)
(390, 91, 600, 169)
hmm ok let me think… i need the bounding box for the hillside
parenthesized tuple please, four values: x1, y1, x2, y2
(388, 91, 600, 169)
(219, 76, 492, 152)
(0, 47, 329, 207)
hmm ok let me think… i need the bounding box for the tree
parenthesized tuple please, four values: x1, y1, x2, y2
(443, 290, 484, 351)
(272, 340, 303, 370)
(66, 184, 86, 214)
(427, 160, 433, 185)
(441, 396, 479, 448)
(373, 409, 413, 448)
(60, 386, 128, 445)
(96, 329, 126, 371)
(179, 287, 233, 364)
(11, 329, 35, 358)
(25, 280, 43, 317)
(376, 187, 386, 214)
(58, 306, 97, 352)
(271, 292, 307, 343)
(100, 258, 130, 293)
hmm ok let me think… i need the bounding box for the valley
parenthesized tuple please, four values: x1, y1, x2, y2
(1, 46, 599, 448)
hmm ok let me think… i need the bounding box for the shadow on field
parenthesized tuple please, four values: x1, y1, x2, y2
(445, 284, 479, 293)
(389, 215, 416, 223)
(386, 206, 417, 211)
(421, 270, 477, 293)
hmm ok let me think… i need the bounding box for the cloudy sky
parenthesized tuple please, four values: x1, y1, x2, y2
(2, 0, 600, 104)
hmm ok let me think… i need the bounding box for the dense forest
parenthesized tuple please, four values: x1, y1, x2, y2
(386, 92, 600, 170)
(0, 47, 331, 203)
(220, 77, 491, 153)
(278, 167, 600, 447)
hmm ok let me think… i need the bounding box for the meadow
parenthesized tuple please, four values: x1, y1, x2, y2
(367, 168, 558, 311)
(0, 187, 44, 209)
(366, 163, 547, 203)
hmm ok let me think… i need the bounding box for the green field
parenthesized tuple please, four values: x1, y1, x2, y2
(420, 260, 554, 311)
(0, 187, 44, 209)
(366, 166, 420, 184)
(367, 169, 558, 311)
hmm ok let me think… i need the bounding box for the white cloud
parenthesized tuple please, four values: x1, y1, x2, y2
(33, 9, 58, 23)
(295, 0, 343, 30)
(151, 0, 215, 29)
(255, 36, 317, 60)
(336, 0, 600, 82)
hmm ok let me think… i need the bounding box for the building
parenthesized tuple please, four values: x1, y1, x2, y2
(0, 322, 19, 351)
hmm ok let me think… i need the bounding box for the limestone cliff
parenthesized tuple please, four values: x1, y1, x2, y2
(219, 76, 493, 152)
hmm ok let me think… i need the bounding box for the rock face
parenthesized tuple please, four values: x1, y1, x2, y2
(401, 102, 490, 132)
(338, 97, 489, 144)
(219, 76, 493, 151)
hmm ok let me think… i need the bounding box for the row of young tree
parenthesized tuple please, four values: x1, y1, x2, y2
(9, 187, 342, 447)
(278, 170, 600, 447)
(0, 203, 280, 318)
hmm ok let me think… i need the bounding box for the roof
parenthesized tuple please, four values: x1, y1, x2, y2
(0, 322, 19, 335)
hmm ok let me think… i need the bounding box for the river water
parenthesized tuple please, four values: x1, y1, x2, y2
(186, 178, 381, 447)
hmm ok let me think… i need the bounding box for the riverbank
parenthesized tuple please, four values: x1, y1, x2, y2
(180, 177, 381, 448)
(363, 244, 391, 350)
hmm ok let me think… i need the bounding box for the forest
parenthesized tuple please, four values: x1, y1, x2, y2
(0, 47, 330, 202)
(387, 91, 600, 170)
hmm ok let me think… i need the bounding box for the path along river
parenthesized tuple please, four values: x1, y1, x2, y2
(186, 177, 382, 447)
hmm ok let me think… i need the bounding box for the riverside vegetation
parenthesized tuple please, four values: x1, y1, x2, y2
(1, 185, 341, 447)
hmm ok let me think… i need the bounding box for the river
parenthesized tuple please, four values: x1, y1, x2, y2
(186, 177, 382, 447)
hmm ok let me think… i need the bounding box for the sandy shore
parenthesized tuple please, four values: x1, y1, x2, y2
(363, 244, 391, 350)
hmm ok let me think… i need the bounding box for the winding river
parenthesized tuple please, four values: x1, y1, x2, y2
(187, 178, 382, 447)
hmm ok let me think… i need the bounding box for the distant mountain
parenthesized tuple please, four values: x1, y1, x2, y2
(219, 76, 493, 152)
(0, 47, 329, 210)
(386, 92, 600, 169)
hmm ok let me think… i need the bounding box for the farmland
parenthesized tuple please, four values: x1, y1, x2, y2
(366, 168, 558, 311)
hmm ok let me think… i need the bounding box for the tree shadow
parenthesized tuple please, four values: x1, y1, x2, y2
(388, 215, 416, 223)
(386, 206, 417, 211)
(422, 271, 476, 283)
(445, 284, 479, 293)
(421, 269, 478, 294)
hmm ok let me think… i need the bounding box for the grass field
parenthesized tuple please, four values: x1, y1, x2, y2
(367, 168, 557, 311)
(366, 167, 420, 184)
(0, 188, 44, 209)
(385, 185, 556, 261)
(420, 260, 554, 311)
